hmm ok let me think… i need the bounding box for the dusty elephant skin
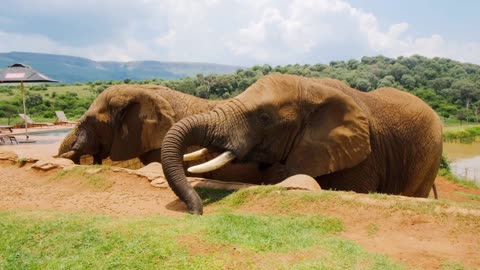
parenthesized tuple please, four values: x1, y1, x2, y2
(161, 74, 443, 214)
(57, 84, 271, 182)
(57, 84, 218, 165)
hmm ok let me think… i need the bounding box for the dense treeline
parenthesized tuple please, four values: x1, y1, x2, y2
(1, 55, 479, 125)
(155, 55, 480, 123)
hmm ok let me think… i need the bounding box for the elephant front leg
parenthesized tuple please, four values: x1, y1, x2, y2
(258, 162, 293, 184)
(139, 149, 162, 165)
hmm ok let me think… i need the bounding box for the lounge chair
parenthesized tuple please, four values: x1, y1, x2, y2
(54, 111, 76, 125)
(18, 113, 54, 128)
(0, 125, 14, 132)
(0, 134, 18, 144)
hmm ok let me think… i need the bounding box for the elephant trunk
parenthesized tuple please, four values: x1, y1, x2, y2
(161, 100, 248, 214)
(161, 113, 213, 215)
(57, 125, 82, 163)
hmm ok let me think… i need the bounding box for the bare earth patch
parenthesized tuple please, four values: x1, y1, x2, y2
(0, 161, 479, 269)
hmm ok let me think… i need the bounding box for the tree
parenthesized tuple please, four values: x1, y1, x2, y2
(0, 102, 17, 125)
(389, 63, 409, 81)
(352, 78, 371, 91)
(473, 102, 480, 123)
(377, 75, 396, 88)
(260, 64, 272, 75)
(428, 77, 453, 92)
(451, 79, 480, 120)
(456, 109, 467, 126)
(400, 74, 416, 89)
(347, 59, 360, 70)
(26, 94, 43, 107)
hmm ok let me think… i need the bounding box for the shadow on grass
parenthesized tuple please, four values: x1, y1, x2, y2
(164, 187, 237, 214)
(195, 187, 237, 206)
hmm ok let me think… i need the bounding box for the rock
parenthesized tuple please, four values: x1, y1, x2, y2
(0, 150, 18, 162)
(275, 174, 321, 191)
(85, 168, 102, 174)
(0, 150, 18, 161)
(31, 157, 75, 171)
(120, 162, 165, 181)
(135, 162, 164, 179)
(150, 177, 168, 188)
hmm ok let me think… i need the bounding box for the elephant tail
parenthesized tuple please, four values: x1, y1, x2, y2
(432, 183, 438, 199)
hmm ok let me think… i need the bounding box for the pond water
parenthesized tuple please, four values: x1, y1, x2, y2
(443, 140, 480, 184)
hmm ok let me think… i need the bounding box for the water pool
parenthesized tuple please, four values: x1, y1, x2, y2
(31, 128, 71, 137)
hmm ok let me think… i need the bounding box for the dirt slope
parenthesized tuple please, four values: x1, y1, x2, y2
(0, 161, 479, 269)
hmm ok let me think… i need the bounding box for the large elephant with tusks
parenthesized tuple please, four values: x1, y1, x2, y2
(161, 74, 443, 214)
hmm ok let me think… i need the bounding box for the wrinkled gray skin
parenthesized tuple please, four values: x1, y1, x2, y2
(161, 74, 443, 214)
(58, 84, 221, 165)
(57, 84, 269, 182)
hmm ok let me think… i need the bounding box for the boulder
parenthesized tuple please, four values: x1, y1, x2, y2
(134, 162, 165, 180)
(0, 150, 18, 162)
(31, 157, 75, 171)
(275, 174, 321, 191)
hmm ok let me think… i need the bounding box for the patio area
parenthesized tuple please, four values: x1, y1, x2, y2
(0, 125, 71, 160)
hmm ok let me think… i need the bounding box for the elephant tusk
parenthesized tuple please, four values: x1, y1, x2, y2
(59, 150, 76, 159)
(187, 151, 236, 174)
(183, 148, 209, 161)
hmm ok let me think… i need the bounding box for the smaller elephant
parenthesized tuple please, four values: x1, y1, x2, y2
(161, 74, 443, 214)
(57, 84, 268, 183)
(57, 84, 220, 165)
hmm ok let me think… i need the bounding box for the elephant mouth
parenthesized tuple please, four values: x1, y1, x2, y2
(183, 148, 237, 173)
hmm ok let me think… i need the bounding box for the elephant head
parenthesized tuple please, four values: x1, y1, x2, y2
(161, 74, 372, 214)
(58, 85, 177, 164)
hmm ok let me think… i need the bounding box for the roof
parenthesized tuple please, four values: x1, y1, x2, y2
(0, 63, 57, 83)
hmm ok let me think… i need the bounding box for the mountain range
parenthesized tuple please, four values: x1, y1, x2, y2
(0, 52, 241, 83)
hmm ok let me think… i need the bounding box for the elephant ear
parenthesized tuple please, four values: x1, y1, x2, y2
(109, 88, 175, 161)
(286, 82, 371, 177)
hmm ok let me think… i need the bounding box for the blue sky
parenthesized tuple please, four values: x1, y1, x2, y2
(1, 0, 479, 65)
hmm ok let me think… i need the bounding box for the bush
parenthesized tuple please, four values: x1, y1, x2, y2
(439, 154, 451, 173)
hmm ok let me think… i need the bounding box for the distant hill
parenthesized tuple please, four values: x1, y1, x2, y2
(0, 52, 241, 83)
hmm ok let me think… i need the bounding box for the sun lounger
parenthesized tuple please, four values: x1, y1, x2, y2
(0, 134, 18, 144)
(18, 114, 54, 128)
(0, 125, 14, 132)
(54, 111, 76, 125)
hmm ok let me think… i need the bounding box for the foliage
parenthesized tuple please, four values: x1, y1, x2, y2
(443, 126, 480, 143)
(1, 54, 480, 123)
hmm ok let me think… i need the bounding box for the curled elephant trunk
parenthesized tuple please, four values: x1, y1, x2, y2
(161, 113, 214, 215)
(162, 100, 248, 214)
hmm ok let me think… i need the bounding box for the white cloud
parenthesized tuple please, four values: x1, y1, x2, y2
(0, 0, 479, 65)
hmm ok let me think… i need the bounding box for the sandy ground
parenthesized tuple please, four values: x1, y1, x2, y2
(0, 161, 479, 269)
(1, 126, 480, 269)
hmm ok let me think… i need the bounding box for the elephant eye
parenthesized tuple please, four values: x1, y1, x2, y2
(258, 112, 271, 125)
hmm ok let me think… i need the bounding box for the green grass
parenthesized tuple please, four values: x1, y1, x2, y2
(290, 238, 402, 270)
(0, 208, 403, 270)
(202, 213, 343, 252)
(0, 85, 93, 102)
(441, 261, 470, 270)
(52, 166, 113, 190)
(456, 192, 480, 201)
(443, 126, 480, 143)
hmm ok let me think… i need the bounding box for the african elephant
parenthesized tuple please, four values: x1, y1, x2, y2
(161, 74, 443, 214)
(57, 84, 267, 182)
